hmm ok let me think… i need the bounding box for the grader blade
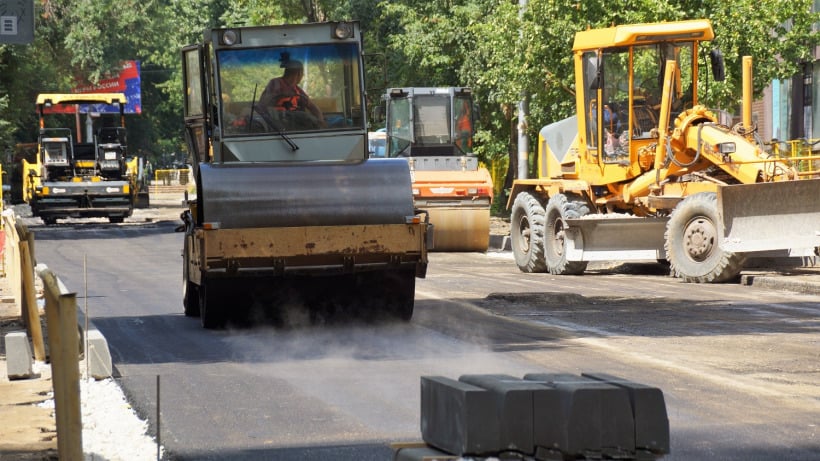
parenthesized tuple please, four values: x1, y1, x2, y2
(718, 179, 820, 253)
(564, 217, 669, 262)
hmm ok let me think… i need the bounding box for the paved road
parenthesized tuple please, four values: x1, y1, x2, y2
(28, 214, 820, 460)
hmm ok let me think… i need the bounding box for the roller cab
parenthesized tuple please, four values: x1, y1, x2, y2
(180, 22, 430, 328)
(382, 87, 494, 252)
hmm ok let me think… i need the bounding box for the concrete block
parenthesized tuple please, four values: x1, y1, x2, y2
(524, 373, 635, 456)
(5, 331, 34, 380)
(84, 329, 112, 379)
(459, 373, 551, 454)
(531, 381, 569, 453)
(583, 372, 670, 454)
(420, 375, 499, 456)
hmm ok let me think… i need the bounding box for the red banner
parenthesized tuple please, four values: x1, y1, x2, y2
(43, 60, 142, 114)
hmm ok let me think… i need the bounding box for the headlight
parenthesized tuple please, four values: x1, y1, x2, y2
(220, 29, 240, 46)
(332, 22, 354, 40)
(717, 142, 736, 154)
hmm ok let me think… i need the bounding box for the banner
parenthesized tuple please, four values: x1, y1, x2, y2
(44, 61, 142, 114)
(75, 60, 142, 114)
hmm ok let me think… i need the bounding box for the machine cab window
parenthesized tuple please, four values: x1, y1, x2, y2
(217, 43, 364, 136)
(584, 42, 695, 164)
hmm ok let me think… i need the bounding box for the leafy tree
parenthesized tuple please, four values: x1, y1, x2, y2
(0, 0, 818, 195)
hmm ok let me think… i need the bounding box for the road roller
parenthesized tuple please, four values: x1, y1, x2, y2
(178, 22, 430, 328)
(380, 87, 494, 252)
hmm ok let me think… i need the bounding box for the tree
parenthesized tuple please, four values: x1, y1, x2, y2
(0, 0, 817, 195)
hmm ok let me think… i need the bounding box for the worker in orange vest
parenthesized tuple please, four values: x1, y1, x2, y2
(455, 99, 472, 152)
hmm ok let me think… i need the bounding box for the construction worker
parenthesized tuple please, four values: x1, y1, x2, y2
(259, 59, 326, 128)
(455, 99, 472, 152)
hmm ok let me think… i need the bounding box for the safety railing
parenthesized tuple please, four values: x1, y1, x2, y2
(2, 209, 83, 459)
(152, 168, 191, 186)
(765, 138, 820, 178)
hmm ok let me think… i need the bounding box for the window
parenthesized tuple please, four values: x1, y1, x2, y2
(217, 43, 363, 135)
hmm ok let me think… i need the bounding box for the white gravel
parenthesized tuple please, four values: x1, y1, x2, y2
(80, 376, 163, 461)
(34, 361, 163, 461)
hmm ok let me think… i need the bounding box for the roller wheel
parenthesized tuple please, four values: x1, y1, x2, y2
(199, 278, 227, 329)
(183, 280, 200, 317)
(385, 270, 416, 321)
(544, 193, 589, 275)
(182, 237, 200, 317)
(511, 192, 547, 273)
(665, 192, 745, 283)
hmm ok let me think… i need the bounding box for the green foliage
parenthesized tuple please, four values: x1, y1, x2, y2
(0, 0, 818, 178)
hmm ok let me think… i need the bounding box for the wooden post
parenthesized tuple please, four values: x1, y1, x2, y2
(40, 268, 83, 460)
(20, 240, 45, 361)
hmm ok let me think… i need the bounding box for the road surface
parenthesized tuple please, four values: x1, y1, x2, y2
(27, 211, 820, 460)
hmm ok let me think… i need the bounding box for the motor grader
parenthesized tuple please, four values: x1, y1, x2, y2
(382, 87, 494, 252)
(508, 19, 820, 282)
(179, 22, 430, 328)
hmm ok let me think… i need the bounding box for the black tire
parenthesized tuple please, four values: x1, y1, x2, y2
(385, 270, 416, 321)
(543, 193, 589, 275)
(182, 237, 200, 317)
(665, 192, 745, 283)
(183, 280, 200, 317)
(510, 192, 548, 273)
(109, 216, 124, 224)
(42, 217, 57, 226)
(199, 278, 226, 329)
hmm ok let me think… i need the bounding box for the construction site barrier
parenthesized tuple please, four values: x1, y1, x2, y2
(153, 168, 191, 186)
(2, 209, 112, 459)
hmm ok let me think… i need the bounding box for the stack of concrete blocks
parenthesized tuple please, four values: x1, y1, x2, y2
(397, 372, 669, 460)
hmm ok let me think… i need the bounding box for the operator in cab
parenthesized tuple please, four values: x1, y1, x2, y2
(258, 58, 326, 129)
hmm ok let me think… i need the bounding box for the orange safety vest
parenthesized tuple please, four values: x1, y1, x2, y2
(457, 113, 472, 148)
(273, 79, 307, 112)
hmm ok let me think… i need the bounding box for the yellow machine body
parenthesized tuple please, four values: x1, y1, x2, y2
(23, 93, 145, 224)
(507, 19, 820, 282)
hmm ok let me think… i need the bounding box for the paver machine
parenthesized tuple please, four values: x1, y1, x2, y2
(383, 87, 494, 252)
(179, 22, 431, 328)
(508, 19, 820, 282)
(22, 93, 144, 225)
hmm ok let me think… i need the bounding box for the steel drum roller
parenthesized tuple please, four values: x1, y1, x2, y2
(427, 207, 490, 252)
(199, 158, 414, 229)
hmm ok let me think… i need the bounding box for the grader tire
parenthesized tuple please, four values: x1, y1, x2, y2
(665, 192, 745, 283)
(544, 193, 589, 275)
(511, 192, 548, 273)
